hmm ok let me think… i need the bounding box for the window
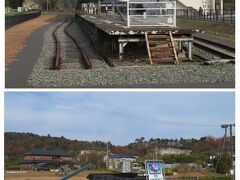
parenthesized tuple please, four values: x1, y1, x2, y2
(35, 156, 40, 160)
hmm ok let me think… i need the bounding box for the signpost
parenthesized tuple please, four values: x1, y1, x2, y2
(145, 160, 164, 180)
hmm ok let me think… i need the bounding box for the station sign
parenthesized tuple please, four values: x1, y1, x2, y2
(145, 160, 164, 180)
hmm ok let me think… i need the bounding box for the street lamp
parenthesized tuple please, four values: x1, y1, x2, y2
(221, 124, 230, 129)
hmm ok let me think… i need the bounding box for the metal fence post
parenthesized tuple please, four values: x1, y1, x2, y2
(127, 0, 129, 27)
(173, 1, 176, 27)
(223, 9, 224, 23)
(210, 9, 212, 21)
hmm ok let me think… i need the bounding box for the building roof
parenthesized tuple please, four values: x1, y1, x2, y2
(109, 154, 136, 159)
(21, 159, 73, 164)
(101, 0, 123, 4)
(23, 149, 71, 157)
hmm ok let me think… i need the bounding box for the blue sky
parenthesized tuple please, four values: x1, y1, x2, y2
(4, 92, 235, 145)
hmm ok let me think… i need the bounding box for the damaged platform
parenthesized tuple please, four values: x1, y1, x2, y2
(75, 14, 199, 61)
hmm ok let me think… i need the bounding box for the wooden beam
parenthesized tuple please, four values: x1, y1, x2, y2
(169, 31, 179, 65)
(145, 32, 153, 64)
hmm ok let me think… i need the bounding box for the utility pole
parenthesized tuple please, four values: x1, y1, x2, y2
(46, 0, 49, 12)
(220, 124, 229, 176)
(107, 142, 109, 157)
(220, 123, 235, 180)
(229, 124, 235, 180)
(155, 146, 158, 160)
(214, 129, 226, 176)
(98, 0, 101, 15)
(105, 142, 110, 169)
(49, 0, 52, 12)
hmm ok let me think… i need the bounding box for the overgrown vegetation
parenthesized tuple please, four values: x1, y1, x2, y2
(177, 19, 235, 40)
(162, 153, 209, 164)
(214, 153, 232, 174)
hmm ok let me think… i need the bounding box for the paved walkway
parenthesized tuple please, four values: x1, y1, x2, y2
(5, 15, 59, 88)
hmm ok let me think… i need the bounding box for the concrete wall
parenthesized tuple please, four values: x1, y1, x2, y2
(158, 148, 192, 156)
(148, 147, 192, 157)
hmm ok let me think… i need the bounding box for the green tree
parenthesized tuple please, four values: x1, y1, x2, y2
(5, 0, 24, 8)
(214, 153, 232, 174)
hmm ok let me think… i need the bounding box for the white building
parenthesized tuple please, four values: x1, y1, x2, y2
(177, 0, 224, 12)
(104, 154, 136, 172)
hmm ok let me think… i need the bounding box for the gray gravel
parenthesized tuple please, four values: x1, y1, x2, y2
(27, 20, 235, 88)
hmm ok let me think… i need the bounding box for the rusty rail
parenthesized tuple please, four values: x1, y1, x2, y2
(64, 18, 92, 69)
(52, 18, 68, 70)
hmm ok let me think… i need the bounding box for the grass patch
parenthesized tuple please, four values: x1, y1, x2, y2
(177, 18, 235, 40)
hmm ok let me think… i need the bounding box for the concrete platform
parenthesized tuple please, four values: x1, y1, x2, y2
(78, 14, 199, 35)
(75, 14, 198, 60)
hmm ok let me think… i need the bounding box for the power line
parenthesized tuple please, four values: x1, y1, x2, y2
(12, 92, 221, 128)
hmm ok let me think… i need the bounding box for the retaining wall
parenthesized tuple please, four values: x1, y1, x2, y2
(5, 11, 41, 29)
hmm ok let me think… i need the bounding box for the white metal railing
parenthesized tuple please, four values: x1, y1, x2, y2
(127, 0, 176, 27)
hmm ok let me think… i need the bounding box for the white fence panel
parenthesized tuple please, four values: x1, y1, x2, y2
(127, 0, 176, 27)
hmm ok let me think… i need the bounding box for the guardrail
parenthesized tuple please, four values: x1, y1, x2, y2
(5, 11, 41, 29)
(176, 9, 235, 24)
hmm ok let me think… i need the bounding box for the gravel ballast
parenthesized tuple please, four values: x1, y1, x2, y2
(27, 20, 235, 88)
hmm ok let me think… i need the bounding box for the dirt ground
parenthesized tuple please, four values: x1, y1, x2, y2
(5, 170, 88, 180)
(4, 170, 110, 180)
(5, 15, 56, 70)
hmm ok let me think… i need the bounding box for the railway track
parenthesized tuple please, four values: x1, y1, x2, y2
(52, 17, 108, 70)
(52, 18, 68, 70)
(65, 18, 92, 69)
(193, 33, 235, 61)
